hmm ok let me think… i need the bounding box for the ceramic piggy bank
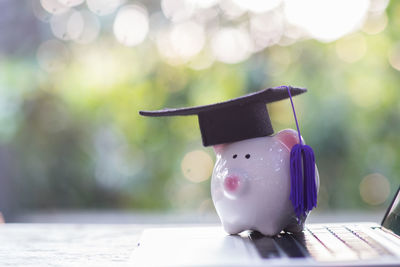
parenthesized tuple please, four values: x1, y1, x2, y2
(140, 86, 319, 236)
(211, 129, 319, 236)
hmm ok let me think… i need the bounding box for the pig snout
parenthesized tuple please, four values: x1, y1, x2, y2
(222, 173, 247, 198)
(224, 175, 240, 192)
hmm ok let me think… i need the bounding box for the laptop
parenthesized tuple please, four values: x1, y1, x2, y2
(133, 186, 400, 266)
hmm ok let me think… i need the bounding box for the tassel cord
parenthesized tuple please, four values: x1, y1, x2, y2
(285, 85, 317, 222)
(285, 86, 303, 146)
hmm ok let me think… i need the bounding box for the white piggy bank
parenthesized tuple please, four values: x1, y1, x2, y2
(211, 129, 319, 236)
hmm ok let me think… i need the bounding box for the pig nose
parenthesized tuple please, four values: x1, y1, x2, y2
(224, 175, 240, 192)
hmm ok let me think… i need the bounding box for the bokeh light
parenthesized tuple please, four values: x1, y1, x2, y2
(388, 43, 400, 71)
(49, 8, 100, 43)
(335, 34, 367, 63)
(161, 0, 195, 22)
(169, 21, 205, 59)
(359, 173, 391, 206)
(250, 11, 284, 51)
(219, 0, 246, 20)
(194, 0, 218, 9)
(368, 0, 389, 13)
(86, 0, 123, 16)
(233, 0, 282, 14)
(58, 0, 84, 7)
(32, 0, 52, 22)
(211, 27, 252, 64)
(181, 150, 214, 183)
(66, 10, 85, 40)
(362, 13, 388, 35)
(72, 44, 131, 89)
(40, 0, 70, 15)
(113, 5, 149, 47)
(36, 39, 69, 72)
(284, 0, 370, 42)
(70, 10, 101, 44)
(156, 22, 207, 66)
(156, 31, 182, 66)
(50, 9, 79, 40)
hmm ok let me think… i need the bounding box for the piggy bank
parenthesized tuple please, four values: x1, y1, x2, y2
(139, 86, 318, 235)
(211, 128, 319, 236)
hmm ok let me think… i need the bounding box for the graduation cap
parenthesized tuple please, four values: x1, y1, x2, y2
(139, 85, 317, 222)
(139, 86, 306, 146)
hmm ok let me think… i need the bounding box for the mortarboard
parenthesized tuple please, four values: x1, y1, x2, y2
(139, 86, 306, 146)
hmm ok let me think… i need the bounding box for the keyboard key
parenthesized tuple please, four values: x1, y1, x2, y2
(273, 233, 306, 258)
(346, 227, 393, 256)
(249, 231, 280, 259)
(293, 230, 335, 261)
(306, 227, 359, 261)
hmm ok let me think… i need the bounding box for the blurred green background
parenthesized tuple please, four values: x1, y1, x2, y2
(0, 0, 399, 220)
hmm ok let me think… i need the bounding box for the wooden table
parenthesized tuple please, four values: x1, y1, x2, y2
(0, 210, 385, 266)
(0, 224, 144, 266)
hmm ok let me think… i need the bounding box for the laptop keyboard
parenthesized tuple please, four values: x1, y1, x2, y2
(296, 225, 393, 261)
(250, 225, 394, 262)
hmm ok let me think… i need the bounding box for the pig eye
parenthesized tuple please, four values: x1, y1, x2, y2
(233, 154, 237, 159)
(245, 154, 250, 159)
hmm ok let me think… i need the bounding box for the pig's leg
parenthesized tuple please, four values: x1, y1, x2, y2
(221, 221, 246, 235)
(256, 224, 286, 237)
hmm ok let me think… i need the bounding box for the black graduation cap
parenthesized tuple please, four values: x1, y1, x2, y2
(139, 86, 306, 146)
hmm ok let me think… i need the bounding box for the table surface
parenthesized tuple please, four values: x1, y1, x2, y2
(0, 210, 386, 266)
(0, 224, 143, 266)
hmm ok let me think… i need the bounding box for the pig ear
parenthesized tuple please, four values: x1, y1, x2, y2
(213, 144, 226, 154)
(276, 129, 304, 150)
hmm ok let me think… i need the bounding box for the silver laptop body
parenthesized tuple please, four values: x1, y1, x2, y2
(133, 186, 400, 266)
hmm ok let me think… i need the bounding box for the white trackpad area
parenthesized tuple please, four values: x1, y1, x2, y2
(132, 226, 256, 266)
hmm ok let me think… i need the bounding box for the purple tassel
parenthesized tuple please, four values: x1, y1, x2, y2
(290, 144, 304, 219)
(284, 86, 317, 223)
(290, 144, 317, 221)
